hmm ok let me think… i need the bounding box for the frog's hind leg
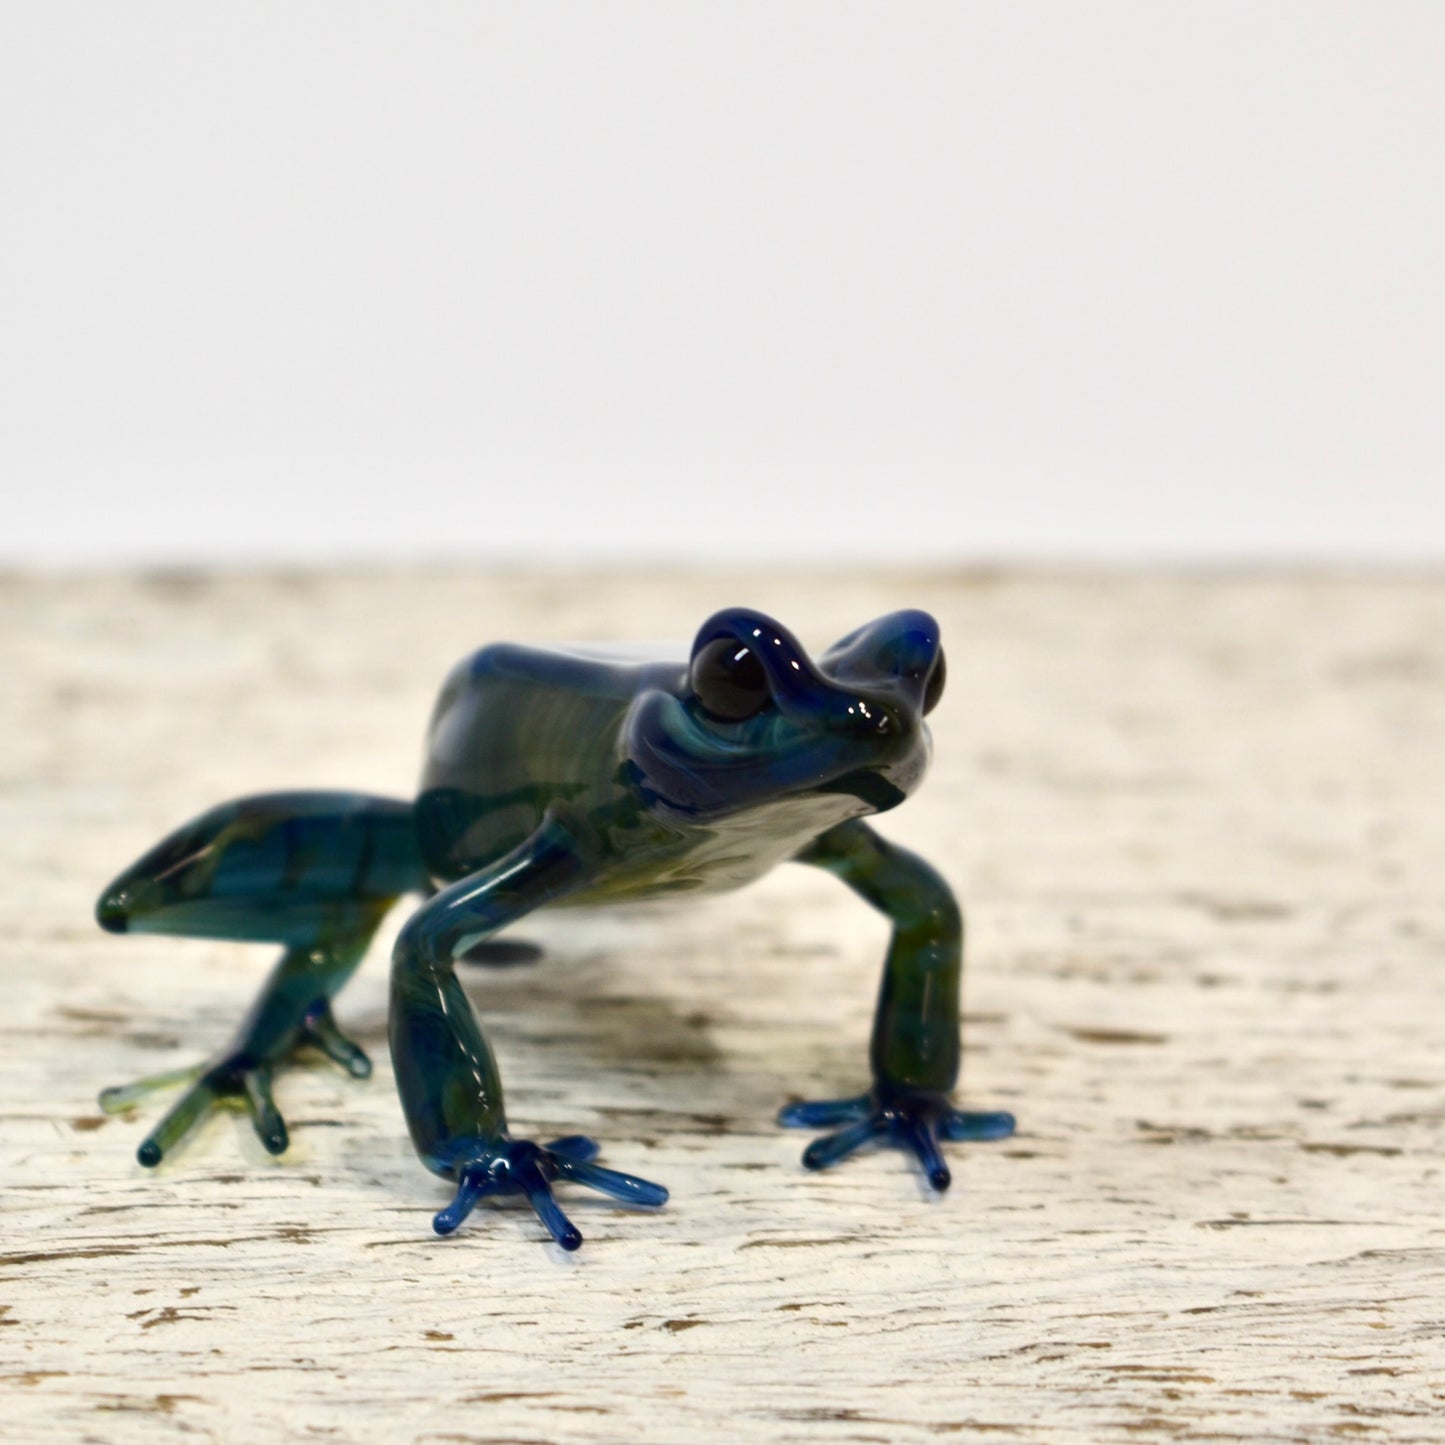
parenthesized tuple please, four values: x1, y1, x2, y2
(96, 791, 430, 1166)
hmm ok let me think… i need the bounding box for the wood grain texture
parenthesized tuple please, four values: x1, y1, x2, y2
(2, 568, 1443, 1443)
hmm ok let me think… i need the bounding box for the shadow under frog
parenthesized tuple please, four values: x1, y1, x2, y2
(95, 607, 1015, 1250)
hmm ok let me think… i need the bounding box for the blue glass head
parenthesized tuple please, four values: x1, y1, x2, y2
(623, 608, 945, 820)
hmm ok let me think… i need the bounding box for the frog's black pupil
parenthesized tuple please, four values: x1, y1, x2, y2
(922, 649, 946, 715)
(691, 639, 770, 721)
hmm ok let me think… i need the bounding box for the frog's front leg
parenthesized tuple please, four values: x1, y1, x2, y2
(779, 819, 1015, 1189)
(389, 810, 668, 1250)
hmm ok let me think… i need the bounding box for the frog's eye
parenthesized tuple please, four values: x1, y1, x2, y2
(921, 649, 946, 715)
(690, 639, 771, 722)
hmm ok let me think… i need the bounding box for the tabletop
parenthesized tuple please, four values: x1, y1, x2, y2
(3, 567, 1443, 1443)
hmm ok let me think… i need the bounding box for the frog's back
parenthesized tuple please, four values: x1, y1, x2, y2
(415, 643, 680, 881)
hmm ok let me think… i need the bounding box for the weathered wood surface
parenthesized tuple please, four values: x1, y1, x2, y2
(3, 568, 1443, 1443)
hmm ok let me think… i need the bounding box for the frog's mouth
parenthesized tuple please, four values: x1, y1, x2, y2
(816, 767, 909, 813)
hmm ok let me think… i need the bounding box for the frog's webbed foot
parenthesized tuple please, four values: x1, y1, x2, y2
(99, 1007, 371, 1167)
(778, 1085, 1015, 1190)
(100, 1055, 290, 1165)
(433, 1137, 669, 1250)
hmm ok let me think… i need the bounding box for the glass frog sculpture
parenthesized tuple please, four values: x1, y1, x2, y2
(96, 608, 1015, 1250)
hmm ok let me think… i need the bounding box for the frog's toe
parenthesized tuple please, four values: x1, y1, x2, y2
(519, 1166, 584, 1252)
(300, 1001, 372, 1079)
(543, 1134, 601, 1162)
(899, 1115, 951, 1190)
(99, 1062, 216, 1167)
(238, 1064, 289, 1155)
(941, 1109, 1016, 1142)
(433, 1166, 496, 1236)
(777, 1094, 874, 1129)
(99, 1063, 206, 1116)
(548, 1153, 670, 1208)
(134, 1073, 222, 1167)
(801, 1116, 883, 1171)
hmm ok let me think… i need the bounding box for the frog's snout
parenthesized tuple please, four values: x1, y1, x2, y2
(821, 609, 945, 720)
(829, 693, 904, 741)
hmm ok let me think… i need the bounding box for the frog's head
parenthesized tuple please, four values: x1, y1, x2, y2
(622, 607, 946, 822)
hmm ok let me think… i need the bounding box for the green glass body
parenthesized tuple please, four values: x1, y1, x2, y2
(96, 607, 1014, 1250)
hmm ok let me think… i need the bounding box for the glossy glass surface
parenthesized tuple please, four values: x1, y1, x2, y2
(95, 607, 1014, 1249)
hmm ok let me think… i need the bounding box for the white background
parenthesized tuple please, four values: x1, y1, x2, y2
(2, 3, 1442, 565)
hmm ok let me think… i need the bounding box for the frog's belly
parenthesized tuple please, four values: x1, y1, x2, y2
(562, 845, 776, 907)
(563, 792, 866, 907)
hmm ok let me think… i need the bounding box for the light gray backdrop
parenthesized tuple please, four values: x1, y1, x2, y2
(3, 3, 1441, 563)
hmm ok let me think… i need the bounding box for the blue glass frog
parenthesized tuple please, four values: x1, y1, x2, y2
(96, 608, 1015, 1249)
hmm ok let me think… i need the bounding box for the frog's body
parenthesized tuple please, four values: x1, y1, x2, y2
(97, 608, 1014, 1249)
